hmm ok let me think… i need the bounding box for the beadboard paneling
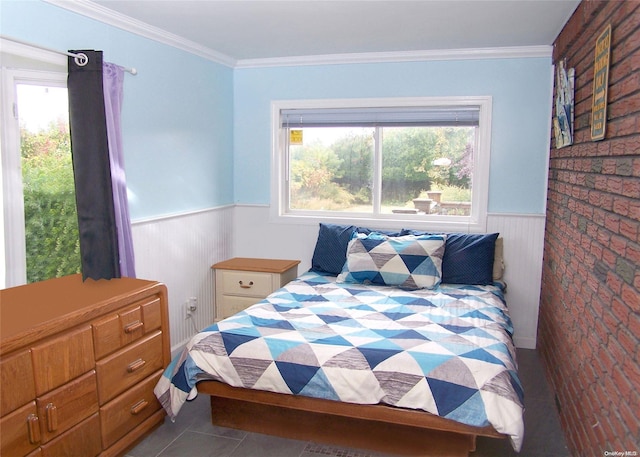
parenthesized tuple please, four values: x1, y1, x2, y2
(487, 213, 546, 349)
(132, 206, 233, 353)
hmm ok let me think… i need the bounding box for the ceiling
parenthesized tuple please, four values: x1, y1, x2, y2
(84, 0, 580, 64)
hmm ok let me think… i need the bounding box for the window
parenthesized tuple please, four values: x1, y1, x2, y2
(2, 60, 80, 287)
(272, 97, 492, 231)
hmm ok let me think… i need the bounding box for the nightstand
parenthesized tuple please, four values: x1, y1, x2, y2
(211, 257, 300, 320)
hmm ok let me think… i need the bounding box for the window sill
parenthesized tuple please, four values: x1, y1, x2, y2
(268, 209, 487, 233)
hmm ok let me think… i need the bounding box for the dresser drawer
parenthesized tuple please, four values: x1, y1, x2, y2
(92, 296, 162, 359)
(220, 270, 273, 297)
(0, 401, 40, 456)
(37, 370, 99, 443)
(220, 295, 262, 319)
(100, 371, 162, 448)
(40, 412, 101, 457)
(31, 326, 94, 396)
(141, 297, 163, 334)
(95, 331, 163, 404)
(1, 349, 35, 416)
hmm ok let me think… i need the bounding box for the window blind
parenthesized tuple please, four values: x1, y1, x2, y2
(281, 106, 480, 128)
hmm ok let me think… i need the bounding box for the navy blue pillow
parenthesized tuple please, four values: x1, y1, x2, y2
(402, 230, 498, 285)
(310, 223, 357, 275)
(442, 233, 498, 285)
(356, 226, 404, 237)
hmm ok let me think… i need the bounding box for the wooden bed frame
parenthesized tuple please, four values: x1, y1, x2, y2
(198, 380, 506, 457)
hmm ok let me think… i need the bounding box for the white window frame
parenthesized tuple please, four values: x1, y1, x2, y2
(271, 96, 492, 233)
(1, 39, 67, 288)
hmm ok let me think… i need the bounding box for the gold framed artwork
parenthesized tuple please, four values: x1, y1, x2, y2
(554, 59, 574, 149)
(591, 24, 611, 141)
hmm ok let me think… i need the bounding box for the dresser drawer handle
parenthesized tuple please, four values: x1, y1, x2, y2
(239, 280, 254, 289)
(124, 320, 144, 334)
(45, 403, 58, 432)
(127, 358, 146, 373)
(130, 399, 149, 415)
(27, 413, 41, 444)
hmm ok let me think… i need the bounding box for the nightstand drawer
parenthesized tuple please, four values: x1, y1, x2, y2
(219, 295, 262, 319)
(220, 270, 273, 297)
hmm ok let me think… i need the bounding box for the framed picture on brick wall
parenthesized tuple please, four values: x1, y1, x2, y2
(591, 24, 611, 141)
(553, 58, 574, 149)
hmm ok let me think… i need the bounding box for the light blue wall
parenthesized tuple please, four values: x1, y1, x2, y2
(234, 58, 553, 214)
(3, 1, 553, 218)
(1, 0, 235, 220)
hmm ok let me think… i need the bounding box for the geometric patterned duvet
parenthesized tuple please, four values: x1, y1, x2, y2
(154, 271, 524, 451)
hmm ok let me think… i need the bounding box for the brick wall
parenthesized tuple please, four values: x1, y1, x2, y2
(538, 1, 640, 455)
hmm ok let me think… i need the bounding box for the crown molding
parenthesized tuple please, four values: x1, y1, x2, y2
(42, 0, 237, 67)
(235, 45, 553, 69)
(42, 0, 551, 70)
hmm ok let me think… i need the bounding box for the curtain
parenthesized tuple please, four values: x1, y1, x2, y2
(103, 62, 136, 278)
(67, 50, 135, 280)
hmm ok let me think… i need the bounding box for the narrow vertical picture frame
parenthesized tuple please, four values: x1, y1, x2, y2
(553, 59, 574, 148)
(591, 23, 611, 141)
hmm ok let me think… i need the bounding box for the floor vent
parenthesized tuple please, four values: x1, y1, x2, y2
(304, 443, 372, 457)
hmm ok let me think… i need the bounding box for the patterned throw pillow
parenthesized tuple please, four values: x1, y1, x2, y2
(337, 233, 447, 290)
(310, 223, 406, 275)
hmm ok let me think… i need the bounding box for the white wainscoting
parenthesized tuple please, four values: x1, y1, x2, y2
(132, 206, 234, 353)
(234, 205, 545, 349)
(487, 213, 546, 349)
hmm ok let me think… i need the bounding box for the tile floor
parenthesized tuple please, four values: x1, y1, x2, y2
(126, 349, 569, 457)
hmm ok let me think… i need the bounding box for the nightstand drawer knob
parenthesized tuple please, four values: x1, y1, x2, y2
(127, 358, 146, 373)
(238, 280, 254, 289)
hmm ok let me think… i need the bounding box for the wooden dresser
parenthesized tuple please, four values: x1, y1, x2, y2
(0, 274, 170, 457)
(212, 258, 299, 320)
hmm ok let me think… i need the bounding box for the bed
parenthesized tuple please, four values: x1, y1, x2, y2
(155, 224, 524, 456)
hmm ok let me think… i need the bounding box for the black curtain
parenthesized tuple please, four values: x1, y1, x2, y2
(68, 50, 120, 280)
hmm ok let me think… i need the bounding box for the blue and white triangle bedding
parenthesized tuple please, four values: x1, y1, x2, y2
(155, 271, 524, 451)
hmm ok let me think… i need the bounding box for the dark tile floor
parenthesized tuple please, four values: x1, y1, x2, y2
(126, 349, 569, 457)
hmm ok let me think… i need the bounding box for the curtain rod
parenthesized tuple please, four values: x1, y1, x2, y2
(1, 35, 137, 75)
